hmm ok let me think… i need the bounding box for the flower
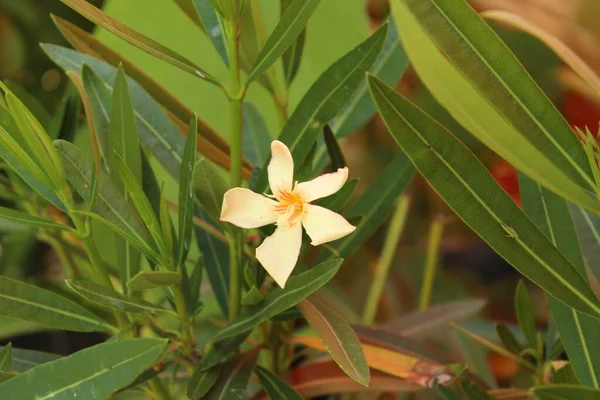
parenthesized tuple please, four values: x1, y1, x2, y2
(220, 140, 356, 288)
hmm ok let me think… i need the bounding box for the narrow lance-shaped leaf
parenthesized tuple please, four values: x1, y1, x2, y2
(194, 0, 229, 65)
(318, 152, 414, 263)
(178, 114, 197, 269)
(81, 64, 112, 159)
(280, 0, 307, 86)
(255, 366, 303, 400)
(54, 140, 157, 258)
(115, 153, 167, 258)
(255, 24, 388, 192)
(0, 108, 64, 209)
(2, 346, 60, 373)
(368, 75, 600, 319)
(187, 364, 221, 400)
(0, 339, 168, 399)
(109, 65, 143, 293)
(242, 102, 271, 166)
(172, 0, 203, 28)
(519, 173, 600, 388)
(247, 0, 319, 84)
(0, 344, 11, 373)
(390, 0, 600, 215)
(331, 15, 409, 138)
(323, 125, 346, 170)
(298, 294, 370, 386)
(515, 281, 538, 351)
(197, 332, 250, 371)
(65, 280, 165, 314)
(533, 385, 600, 400)
(203, 349, 259, 400)
(60, 0, 221, 86)
(193, 158, 228, 224)
(0, 206, 76, 234)
(127, 271, 181, 291)
(211, 259, 343, 342)
(0, 276, 113, 332)
(194, 206, 229, 317)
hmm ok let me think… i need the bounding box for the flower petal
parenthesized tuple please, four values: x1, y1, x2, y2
(256, 224, 302, 288)
(302, 205, 356, 246)
(268, 140, 294, 196)
(296, 167, 349, 202)
(220, 188, 277, 229)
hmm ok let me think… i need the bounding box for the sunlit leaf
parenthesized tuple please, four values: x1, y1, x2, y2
(368, 75, 600, 319)
(127, 271, 181, 291)
(0, 339, 167, 399)
(0, 276, 112, 332)
(66, 280, 165, 314)
(298, 295, 369, 386)
(210, 259, 343, 342)
(61, 0, 220, 86)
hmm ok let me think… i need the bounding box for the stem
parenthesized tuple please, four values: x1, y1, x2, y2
(362, 195, 410, 325)
(42, 234, 80, 278)
(226, 16, 244, 322)
(418, 216, 445, 311)
(173, 284, 194, 354)
(148, 376, 172, 400)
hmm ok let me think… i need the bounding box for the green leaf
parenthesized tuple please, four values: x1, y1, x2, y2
(1, 84, 67, 193)
(197, 332, 250, 371)
(211, 259, 343, 342)
(495, 322, 523, 355)
(182, 257, 204, 316)
(570, 206, 600, 283)
(187, 364, 221, 400)
(247, 0, 319, 84)
(242, 102, 271, 166)
(314, 179, 358, 213)
(319, 152, 414, 262)
(255, 366, 303, 400)
(519, 173, 600, 388)
(241, 286, 264, 306)
(0, 206, 75, 234)
(323, 125, 346, 170)
(256, 24, 388, 192)
(43, 46, 187, 180)
(390, 0, 600, 215)
(194, 0, 228, 65)
(61, 0, 220, 86)
(127, 271, 181, 291)
(2, 347, 60, 373)
(3, 82, 51, 132)
(0, 276, 112, 332)
(81, 65, 111, 164)
(178, 114, 198, 269)
(202, 349, 258, 399)
(65, 280, 165, 314)
(194, 207, 229, 318)
(368, 75, 600, 320)
(114, 153, 166, 256)
(553, 364, 580, 385)
(515, 281, 537, 350)
(0, 344, 11, 373)
(331, 16, 408, 138)
(280, 0, 306, 85)
(454, 327, 496, 388)
(193, 158, 228, 224)
(0, 338, 167, 399)
(0, 108, 64, 210)
(382, 298, 486, 336)
(533, 385, 600, 400)
(298, 295, 369, 386)
(461, 377, 493, 400)
(54, 140, 156, 257)
(159, 182, 175, 264)
(110, 65, 144, 287)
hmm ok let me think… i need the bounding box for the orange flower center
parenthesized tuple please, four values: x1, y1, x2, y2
(273, 189, 306, 227)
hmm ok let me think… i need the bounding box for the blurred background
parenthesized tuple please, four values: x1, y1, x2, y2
(1, 0, 600, 384)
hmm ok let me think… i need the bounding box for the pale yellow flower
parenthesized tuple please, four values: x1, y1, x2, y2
(220, 140, 356, 288)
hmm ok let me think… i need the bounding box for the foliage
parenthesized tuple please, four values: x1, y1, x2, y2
(0, 0, 599, 398)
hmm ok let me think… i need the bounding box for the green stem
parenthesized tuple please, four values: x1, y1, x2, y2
(148, 376, 172, 400)
(418, 216, 445, 311)
(362, 195, 410, 325)
(173, 283, 194, 354)
(226, 16, 244, 322)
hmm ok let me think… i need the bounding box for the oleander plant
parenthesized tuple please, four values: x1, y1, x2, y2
(0, 0, 600, 398)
